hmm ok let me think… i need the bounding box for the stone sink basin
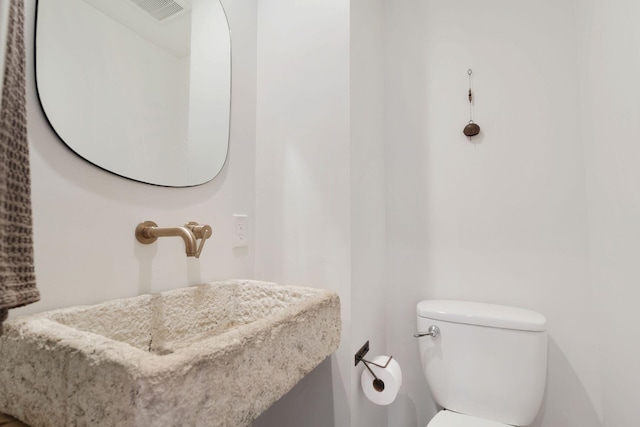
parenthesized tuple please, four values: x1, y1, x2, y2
(0, 280, 341, 427)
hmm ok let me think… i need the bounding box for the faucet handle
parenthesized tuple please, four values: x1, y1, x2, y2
(185, 222, 212, 258)
(194, 225, 212, 258)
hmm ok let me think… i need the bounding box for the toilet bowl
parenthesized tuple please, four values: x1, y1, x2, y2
(427, 410, 510, 427)
(416, 300, 547, 427)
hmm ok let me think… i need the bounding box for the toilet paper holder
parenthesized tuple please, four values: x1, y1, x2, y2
(355, 340, 393, 392)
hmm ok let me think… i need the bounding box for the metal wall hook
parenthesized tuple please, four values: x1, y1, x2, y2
(354, 341, 394, 392)
(414, 325, 440, 338)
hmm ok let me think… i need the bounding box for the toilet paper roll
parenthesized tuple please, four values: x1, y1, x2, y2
(361, 355, 402, 405)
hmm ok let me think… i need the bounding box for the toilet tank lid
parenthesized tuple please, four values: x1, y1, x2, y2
(417, 300, 547, 332)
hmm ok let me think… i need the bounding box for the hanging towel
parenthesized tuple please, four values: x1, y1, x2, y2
(0, 0, 38, 334)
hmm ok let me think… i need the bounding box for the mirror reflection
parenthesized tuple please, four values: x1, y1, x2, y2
(35, 0, 231, 187)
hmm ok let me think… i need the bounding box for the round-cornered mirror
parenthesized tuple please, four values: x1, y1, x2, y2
(35, 0, 231, 187)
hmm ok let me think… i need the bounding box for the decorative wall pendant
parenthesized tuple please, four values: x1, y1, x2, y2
(464, 69, 481, 139)
(464, 122, 480, 137)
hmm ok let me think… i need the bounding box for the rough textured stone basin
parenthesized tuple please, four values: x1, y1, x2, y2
(0, 280, 341, 427)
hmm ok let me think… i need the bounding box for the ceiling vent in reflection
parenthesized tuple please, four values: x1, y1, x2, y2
(129, 0, 189, 22)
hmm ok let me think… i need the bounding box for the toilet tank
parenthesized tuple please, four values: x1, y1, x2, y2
(417, 300, 547, 426)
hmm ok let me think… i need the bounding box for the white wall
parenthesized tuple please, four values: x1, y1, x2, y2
(13, 0, 257, 317)
(253, 1, 351, 426)
(349, 0, 387, 425)
(576, 0, 640, 425)
(253, 2, 390, 426)
(253, 2, 607, 427)
(382, 1, 601, 426)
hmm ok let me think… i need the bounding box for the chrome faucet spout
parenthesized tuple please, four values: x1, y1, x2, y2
(135, 221, 212, 258)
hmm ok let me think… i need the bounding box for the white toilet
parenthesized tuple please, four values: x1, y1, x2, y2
(416, 300, 547, 427)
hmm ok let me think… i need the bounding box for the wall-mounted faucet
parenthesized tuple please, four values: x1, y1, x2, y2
(135, 221, 212, 258)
